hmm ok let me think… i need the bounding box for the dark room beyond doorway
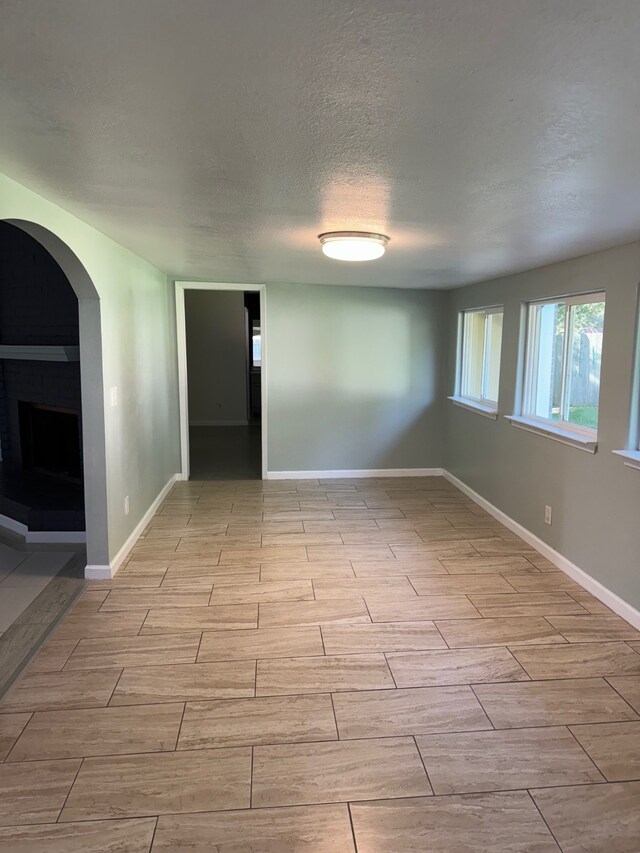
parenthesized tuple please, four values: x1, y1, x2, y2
(185, 289, 261, 480)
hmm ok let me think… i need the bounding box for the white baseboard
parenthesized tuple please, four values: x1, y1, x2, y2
(84, 473, 181, 580)
(0, 512, 86, 545)
(266, 468, 445, 480)
(189, 420, 248, 427)
(442, 469, 640, 631)
(84, 564, 113, 580)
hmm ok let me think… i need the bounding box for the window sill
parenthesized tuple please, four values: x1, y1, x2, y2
(612, 450, 640, 471)
(505, 415, 598, 453)
(448, 396, 498, 420)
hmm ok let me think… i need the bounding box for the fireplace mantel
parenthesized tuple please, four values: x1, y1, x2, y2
(0, 345, 79, 362)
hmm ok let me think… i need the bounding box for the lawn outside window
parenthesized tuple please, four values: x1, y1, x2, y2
(510, 292, 605, 449)
(449, 306, 504, 418)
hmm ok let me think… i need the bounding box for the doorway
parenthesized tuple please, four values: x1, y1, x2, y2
(0, 222, 94, 681)
(0, 222, 86, 532)
(175, 282, 267, 480)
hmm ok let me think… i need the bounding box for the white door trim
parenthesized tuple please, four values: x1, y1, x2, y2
(175, 281, 268, 480)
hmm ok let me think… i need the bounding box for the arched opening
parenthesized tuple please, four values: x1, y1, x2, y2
(0, 219, 108, 568)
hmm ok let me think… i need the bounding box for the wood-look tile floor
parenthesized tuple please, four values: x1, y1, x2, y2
(1, 476, 640, 852)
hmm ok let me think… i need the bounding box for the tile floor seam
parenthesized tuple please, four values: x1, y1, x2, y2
(430, 621, 451, 649)
(406, 576, 421, 595)
(146, 815, 159, 852)
(55, 756, 84, 823)
(149, 721, 640, 751)
(173, 701, 188, 751)
(433, 556, 450, 575)
(329, 692, 340, 740)
(426, 780, 612, 798)
(38, 637, 81, 668)
(412, 733, 436, 795)
(0, 813, 168, 829)
(319, 625, 327, 655)
(249, 722, 551, 748)
(461, 592, 484, 618)
(564, 724, 609, 782)
(526, 788, 565, 851)
(602, 676, 640, 716)
(3, 699, 182, 716)
(96, 590, 114, 613)
(360, 595, 375, 626)
(105, 667, 126, 706)
(62, 658, 215, 673)
(382, 652, 399, 688)
(1, 711, 33, 762)
(347, 801, 360, 853)
(50, 796, 398, 819)
(469, 683, 497, 730)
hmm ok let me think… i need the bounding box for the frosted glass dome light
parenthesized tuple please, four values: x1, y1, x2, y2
(318, 231, 389, 261)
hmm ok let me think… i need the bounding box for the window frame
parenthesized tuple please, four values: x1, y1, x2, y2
(521, 291, 606, 441)
(453, 304, 504, 415)
(613, 285, 640, 470)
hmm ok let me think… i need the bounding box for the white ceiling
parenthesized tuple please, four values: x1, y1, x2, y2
(2, 0, 640, 289)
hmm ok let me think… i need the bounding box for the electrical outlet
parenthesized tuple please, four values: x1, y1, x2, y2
(124, 495, 130, 515)
(110, 386, 118, 407)
(544, 505, 552, 525)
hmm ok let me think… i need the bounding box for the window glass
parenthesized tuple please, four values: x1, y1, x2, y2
(484, 311, 503, 403)
(524, 295, 605, 435)
(565, 300, 605, 431)
(459, 307, 504, 406)
(252, 332, 262, 367)
(528, 301, 565, 422)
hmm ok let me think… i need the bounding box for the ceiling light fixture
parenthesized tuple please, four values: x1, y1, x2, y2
(318, 231, 389, 261)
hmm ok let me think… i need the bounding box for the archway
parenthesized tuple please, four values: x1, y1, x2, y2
(0, 219, 108, 568)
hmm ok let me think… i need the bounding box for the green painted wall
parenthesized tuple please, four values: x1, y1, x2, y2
(266, 283, 447, 472)
(445, 242, 640, 609)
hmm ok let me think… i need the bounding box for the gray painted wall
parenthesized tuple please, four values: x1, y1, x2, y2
(185, 290, 248, 425)
(445, 242, 640, 609)
(100, 260, 181, 560)
(266, 283, 447, 471)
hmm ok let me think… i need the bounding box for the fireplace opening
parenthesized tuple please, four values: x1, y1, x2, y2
(19, 402, 83, 483)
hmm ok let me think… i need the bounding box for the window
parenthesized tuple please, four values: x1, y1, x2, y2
(613, 288, 640, 470)
(522, 293, 605, 438)
(251, 323, 262, 367)
(455, 306, 504, 412)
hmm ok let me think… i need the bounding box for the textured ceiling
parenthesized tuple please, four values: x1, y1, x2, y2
(2, 0, 640, 289)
